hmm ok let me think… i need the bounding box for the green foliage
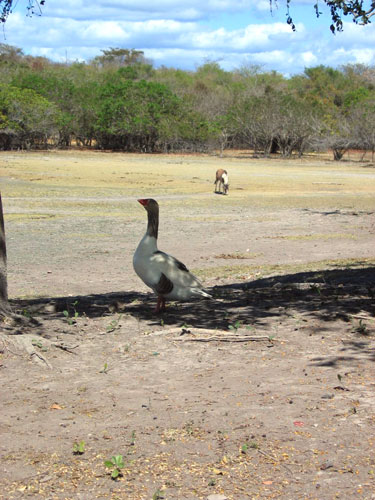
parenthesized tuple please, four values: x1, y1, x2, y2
(106, 314, 123, 333)
(94, 79, 180, 150)
(228, 320, 242, 331)
(1, 43, 375, 156)
(31, 338, 48, 352)
(0, 83, 59, 148)
(99, 362, 109, 374)
(352, 319, 369, 335)
(73, 440, 85, 455)
(241, 441, 259, 453)
(104, 454, 125, 479)
(152, 489, 165, 500)
(62, 300, 79, 325)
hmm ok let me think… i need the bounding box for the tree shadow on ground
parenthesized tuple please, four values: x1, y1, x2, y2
(11, 265, 374, 328)
(8, 266, 374, 367)
(310, 339, 375, 368)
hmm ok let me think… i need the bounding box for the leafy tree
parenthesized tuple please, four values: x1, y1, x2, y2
(91, 48, 152, 71)
(94, 79, 182, 151)
(0, 83, 60, 149)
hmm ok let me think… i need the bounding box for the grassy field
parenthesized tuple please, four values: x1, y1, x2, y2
(1, 149, 375, 214)
(1, 149, 375, 299)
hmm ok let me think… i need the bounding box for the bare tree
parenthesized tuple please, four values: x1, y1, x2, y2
(348, 100, 375, 161)
(0, 193, 11, 320)
(318, 110, 354, 160)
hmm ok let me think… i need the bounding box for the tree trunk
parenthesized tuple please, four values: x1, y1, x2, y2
(333, 148, 346, 161)
(0, 192, 11, 319)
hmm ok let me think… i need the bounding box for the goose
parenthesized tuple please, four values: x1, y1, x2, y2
(133, 198, 212, 312)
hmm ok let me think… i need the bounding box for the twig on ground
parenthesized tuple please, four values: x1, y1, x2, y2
(257, 449, 294, 476)
(149, 327, 283, 342)
(350, 314, 374, 321)
(174, 335, 273, 342)
(52, 343, 79, 354)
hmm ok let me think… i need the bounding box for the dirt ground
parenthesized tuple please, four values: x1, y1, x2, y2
(1, 150, 375, 500)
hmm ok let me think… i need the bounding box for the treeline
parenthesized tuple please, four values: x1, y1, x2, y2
(1, 44, 375, 159)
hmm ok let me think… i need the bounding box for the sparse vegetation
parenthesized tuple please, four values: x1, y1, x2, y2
(106, 314, 123, 333)
(99, 362, 109, 374)
(104, 454, 125, 479)
(73, 441, 85, 455)
(152, 489, 165, 500)
(63, 300, 79, 325)
(228, 320, 242, 332)
(352, 319, 370, 335)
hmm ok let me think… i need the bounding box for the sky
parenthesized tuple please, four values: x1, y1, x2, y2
(3, 0, 375, 76)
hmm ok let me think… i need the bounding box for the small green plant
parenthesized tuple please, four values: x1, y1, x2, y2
(152, 489, 165, 500)
(31, 338, 48, 352)
(246, 325, 256, 332)
(184, 421, 195, 436)
(228, 320, 242, 331)
(241, 441, 259, 453)
(100, 362, 109, 374)
(353, 319, 369, 335)
(106, 314, 123, 333)
(130, 430, 136, 446)
(309, 284, 322, 295)
(73, 441, 85, 455)
(63, 300, 79, 325)
(241, 443, 249, 454)
(104, 454, 125, 479)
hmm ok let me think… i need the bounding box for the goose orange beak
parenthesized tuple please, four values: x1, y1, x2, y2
(137, 199, 149, 206)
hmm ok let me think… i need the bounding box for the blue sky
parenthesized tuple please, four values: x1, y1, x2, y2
(3, 0, 375, 76)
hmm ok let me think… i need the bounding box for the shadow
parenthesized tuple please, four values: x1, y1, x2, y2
(310, 339, 375, 367)
(10, 265, 374, 332)
(302, 208, 375, 216)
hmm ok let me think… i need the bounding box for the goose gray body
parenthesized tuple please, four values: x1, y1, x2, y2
(133, 198, 211, 311)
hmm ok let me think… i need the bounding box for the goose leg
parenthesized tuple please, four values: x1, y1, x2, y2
(155, 296, 166, 313)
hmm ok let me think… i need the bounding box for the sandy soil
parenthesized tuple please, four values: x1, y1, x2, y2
(1, 151, 375, 499)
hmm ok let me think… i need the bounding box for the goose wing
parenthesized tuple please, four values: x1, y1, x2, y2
(151, 250, 202, 289)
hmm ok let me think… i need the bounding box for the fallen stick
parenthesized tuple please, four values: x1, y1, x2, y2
(257, 449, 294, 476)
(350, 314, 374, 321)
(173, 335, 272, 342)
(149, 327, 280, 342)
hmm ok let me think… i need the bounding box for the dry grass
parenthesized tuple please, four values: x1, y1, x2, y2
(1, 150, 375, 214)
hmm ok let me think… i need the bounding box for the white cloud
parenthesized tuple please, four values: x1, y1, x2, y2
(301, 51, 317, 65)
(3, 3, 375, 75)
